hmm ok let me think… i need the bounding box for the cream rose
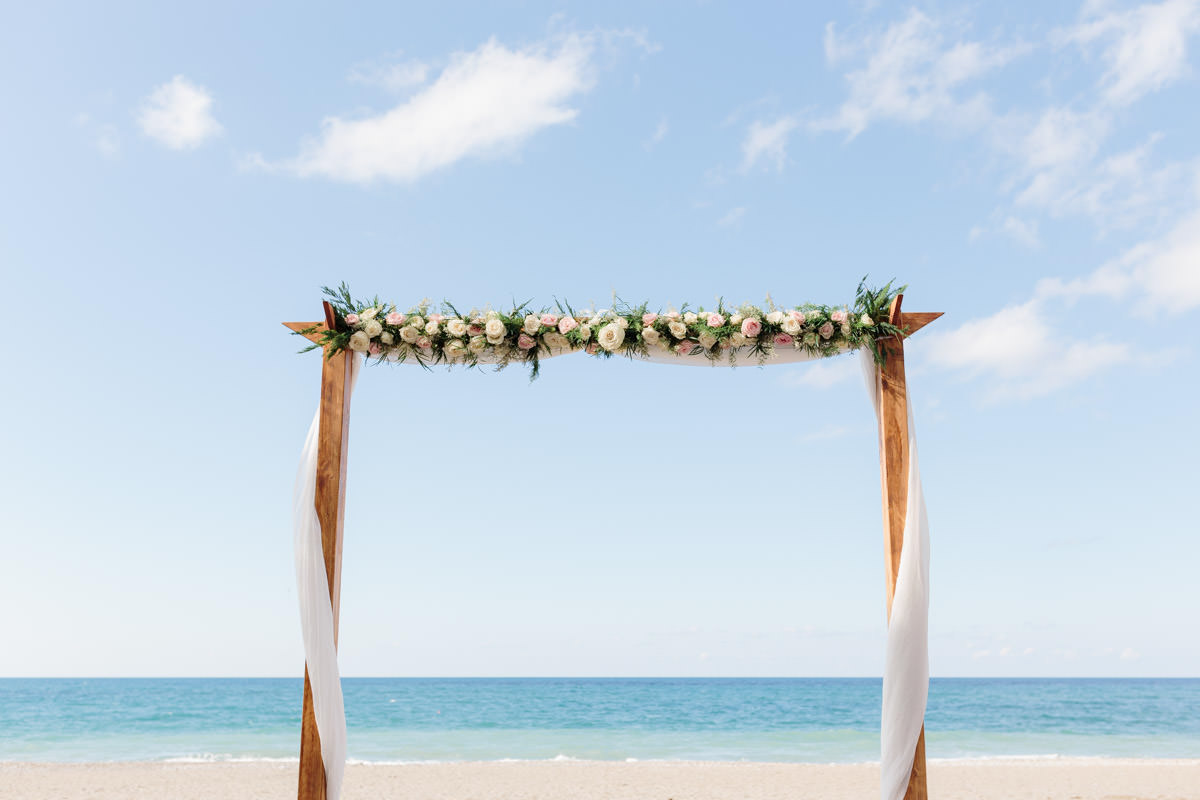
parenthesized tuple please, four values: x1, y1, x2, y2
(380, 331, 395, 345)
(484, 318, 506, 340)
(468, 335, 488, 353)
(360, 307, 379, 320)
(523, 315, 540, 334)
(400, 326, 419, 344)
(444, 340, 466, 359)
(729, 313, 743, 326)
(445, 319, 467, 337)
(766, 310, 784, 324)
(408, 315, 424, 329)
(348, 331, 371, 352)
(598, 322, 625, 351)
(668, 320, 687, 339)
(616, 316, 629, 329)
(683, 311, 698, 324)
(642, 328, 661, 345)
(860, 314, 874, 326)
(424, 320, 440, 336)
(579, 324, 591, 342)
(363, 319, 383, 338)
(486, 310, 500, 320)
(781, 317, 802, 335)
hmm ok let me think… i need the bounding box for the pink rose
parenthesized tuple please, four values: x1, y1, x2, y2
(665, 310, 681, 319)
(385, 311, 405, 325)
(707, 312, 725, 327)
(428, 314, 445, 323)
(416, 336, 431, 349)
(344, 313, 360, 326)
(789, 310, 806, 323)
(468, 323, 484, 336)
(741, 318, 762, 337)
(517, 333, 537, 350)
(819, 322, 834, 339)
(558, 316, 578, 334)
(540, 313, 558, 327)
(774, 333, 793, 346)
(369, 342, 382, 355)
(831, 310, 847, 324)
(586, 342, 599, 355)
(642, 312, 658, 326)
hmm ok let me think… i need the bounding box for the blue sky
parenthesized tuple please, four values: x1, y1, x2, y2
(2, 1, 1198, 678)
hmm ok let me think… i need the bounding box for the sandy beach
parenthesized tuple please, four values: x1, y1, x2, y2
(2, 759, 1198, 800)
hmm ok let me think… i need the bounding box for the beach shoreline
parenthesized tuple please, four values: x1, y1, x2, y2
(3, 758, 1199, 799)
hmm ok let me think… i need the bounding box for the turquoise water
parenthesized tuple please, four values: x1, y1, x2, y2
(1, 678, 1197, 763)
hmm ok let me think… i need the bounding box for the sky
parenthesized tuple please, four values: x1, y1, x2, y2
(1, 1, 1199, 679)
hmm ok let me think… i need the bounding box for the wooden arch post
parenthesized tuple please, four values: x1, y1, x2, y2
(284, 296, 941, 800)
(285, 302, 353, 800)
(876, 295, 941, 800)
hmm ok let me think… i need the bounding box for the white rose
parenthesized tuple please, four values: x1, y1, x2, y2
(730, 332, 747, 347)
(598, 322, 625, 351)
(523, 315, 540, 334)
(840, 323, 851, 336)
(444, 339, 466, 358)
(616, 316, 629, 329)
(729, 313, 743, 326)
(446, 319, 467, 337)
(361, 307, 378, 320)
(766, 311, 784, 324)
(642, 328, 661, 345)
(699, 332, 717, 349)
(484, 318, 506, 339)
(469, 335, 488, 353)
(860, 314, 874, 326)
(668, 320, 687, 339)
(424, 320, 440, 336)
(579, 324, 591, 342)
(348, 331, 371, 352)
(400, 326, 419, 343)
(683, 312, 698, 324)
(380, 331, 394, 345)
(781, 317, 802, 335)
(409, 316, 424, 329)
(363, 319, 383, 338)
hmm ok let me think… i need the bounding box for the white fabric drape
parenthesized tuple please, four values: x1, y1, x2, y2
(293, 349, 929, 800)
(860, 349, 931, 800)
(292, 355, 360, 800)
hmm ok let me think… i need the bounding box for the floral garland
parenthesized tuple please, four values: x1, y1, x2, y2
(297, 281, 907, 378)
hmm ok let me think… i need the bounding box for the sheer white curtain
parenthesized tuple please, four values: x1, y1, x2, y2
(860, 349, 931, 800)
(292, 355, 360, 800)
(292, 349, 929, 800)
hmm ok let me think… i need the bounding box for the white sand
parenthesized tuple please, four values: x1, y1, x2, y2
(2, 759, 1199, 799)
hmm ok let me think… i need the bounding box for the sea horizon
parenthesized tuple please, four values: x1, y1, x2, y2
(4, 677, 1197, 765)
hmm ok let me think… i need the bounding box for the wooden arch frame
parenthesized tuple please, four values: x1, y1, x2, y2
(283, 295, 942, 800)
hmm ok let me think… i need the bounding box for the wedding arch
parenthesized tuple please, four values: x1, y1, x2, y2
(285, 283, 940, 800)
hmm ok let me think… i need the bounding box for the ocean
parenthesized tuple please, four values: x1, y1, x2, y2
(1, 678, 1197, 764)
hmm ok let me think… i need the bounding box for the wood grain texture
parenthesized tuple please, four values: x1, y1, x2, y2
(296, 304, 354, 800)
(877, 294, 929, 800)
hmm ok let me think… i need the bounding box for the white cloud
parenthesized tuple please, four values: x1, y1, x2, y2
(1120, 647, 1142, 660)
(817, 10, 1026, 137)
(274, 34, 597, 184)
(137, 76, 222, 150)
(716, 206, 746, 227)
(349, 54, 430, 91)
(1038, 206, 1200, 313)
(922, 297, 1136, 400)
(740, 116, 797, 172)
(644, 115, 668, 149)
(1001, 216, 1040, 247)
(1065, 0, 1200, 107)
(782, 357, 859, 389)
